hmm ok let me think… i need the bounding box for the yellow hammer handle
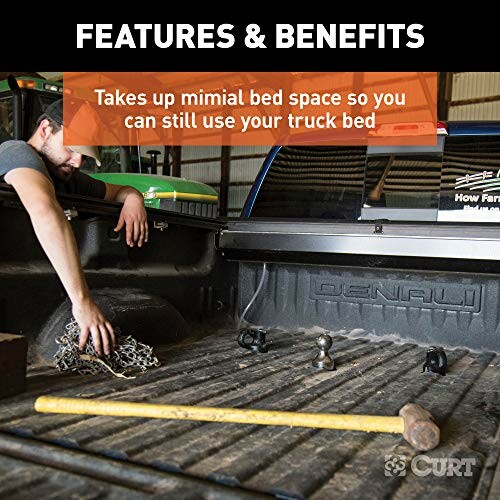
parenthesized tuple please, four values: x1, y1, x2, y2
(35, 396, 404, 434)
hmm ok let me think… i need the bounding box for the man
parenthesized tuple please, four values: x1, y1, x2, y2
(0, 99, 148, 356)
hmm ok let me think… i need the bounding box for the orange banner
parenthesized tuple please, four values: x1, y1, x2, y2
(63, 72, 437, 146)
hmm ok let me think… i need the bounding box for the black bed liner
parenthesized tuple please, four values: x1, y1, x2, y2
(0, 330, 498, 499)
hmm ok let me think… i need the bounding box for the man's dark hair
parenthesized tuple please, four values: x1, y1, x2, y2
(35, 98, 63, 134)
(35, 114, 62, 133)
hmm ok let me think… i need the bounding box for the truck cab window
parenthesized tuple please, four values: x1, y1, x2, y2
(251, 145, 366, 219)
(364, 154, 442, 209)
(439, 134, 500, 222)
(361, 142, 444, 221)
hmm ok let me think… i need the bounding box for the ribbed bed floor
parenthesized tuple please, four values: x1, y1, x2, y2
(0, 330, 498, 499)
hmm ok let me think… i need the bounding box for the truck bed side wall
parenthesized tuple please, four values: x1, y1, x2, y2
(238, 261, 499, 352)
(0, 201, 236, 343)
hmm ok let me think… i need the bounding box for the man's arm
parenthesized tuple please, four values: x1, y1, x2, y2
(104, 183, 148, 247)
(4, 168, 115, 355)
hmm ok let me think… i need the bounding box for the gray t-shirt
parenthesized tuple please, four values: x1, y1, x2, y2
(0, 140, 106, 199)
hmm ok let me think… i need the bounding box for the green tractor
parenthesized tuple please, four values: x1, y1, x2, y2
(90, 173, 218, 217)
(0, 74, 218, 217)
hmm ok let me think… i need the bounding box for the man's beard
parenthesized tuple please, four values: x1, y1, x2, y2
(40, 143, 74, 182)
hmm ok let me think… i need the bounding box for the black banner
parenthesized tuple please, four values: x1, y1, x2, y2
(1, 16, 498, 71)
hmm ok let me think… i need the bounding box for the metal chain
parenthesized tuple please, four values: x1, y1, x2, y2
(54, 319, 160, 377)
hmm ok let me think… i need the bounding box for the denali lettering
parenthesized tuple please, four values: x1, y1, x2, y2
(372, 283, 399, 301)
(401, 286, 431, 303)
(311, 278, 481, 312)
(344, 284, 371, 298)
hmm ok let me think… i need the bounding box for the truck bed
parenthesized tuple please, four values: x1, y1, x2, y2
(0, 330, 498, 499)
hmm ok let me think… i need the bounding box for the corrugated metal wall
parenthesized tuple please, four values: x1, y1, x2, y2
(181, 146, 222, 185)
(228, 147, 268, 216)
(448, 72, 500, 120)
(175, 145, 268, 216)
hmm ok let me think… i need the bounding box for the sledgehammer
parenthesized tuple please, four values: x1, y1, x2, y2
(34, 397, 440, 451)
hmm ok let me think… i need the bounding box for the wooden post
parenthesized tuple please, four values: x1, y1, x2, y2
(171, 146, 182, 178)
(219, 146, 231, 217)
(438, 72, 452, 121)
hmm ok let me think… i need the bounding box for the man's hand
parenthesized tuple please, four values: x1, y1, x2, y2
(113, 192, 149, 247)
(72, 297, 115, 356)
(104, 183, 148, 247)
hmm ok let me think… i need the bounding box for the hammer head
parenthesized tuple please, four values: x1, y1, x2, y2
(399, 403, 440, 451)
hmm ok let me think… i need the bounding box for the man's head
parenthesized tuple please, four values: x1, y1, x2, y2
(31, 99, 101, 182)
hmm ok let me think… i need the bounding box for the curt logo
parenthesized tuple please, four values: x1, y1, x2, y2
(384, 454, 476, 477)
